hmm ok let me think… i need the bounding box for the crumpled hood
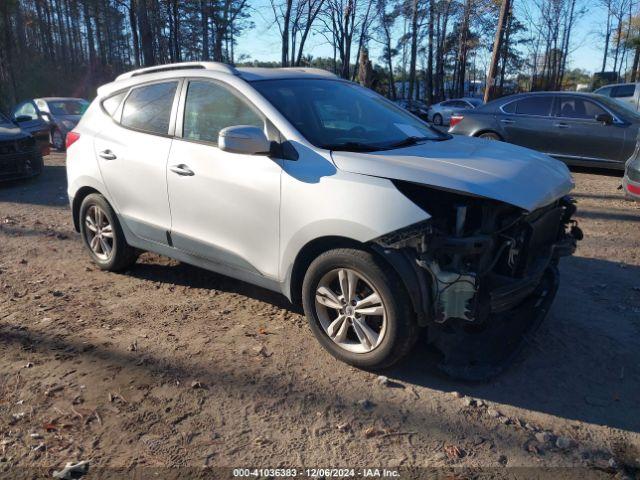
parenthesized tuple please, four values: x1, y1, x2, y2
(331, 135, 574, 211)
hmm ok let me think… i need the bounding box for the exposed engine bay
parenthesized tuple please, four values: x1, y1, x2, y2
(372, 181, 583, 379)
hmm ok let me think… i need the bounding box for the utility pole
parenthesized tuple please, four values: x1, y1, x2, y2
(484, 0, 512, 103)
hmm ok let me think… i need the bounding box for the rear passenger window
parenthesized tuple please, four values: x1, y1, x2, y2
(121, 82, 178, 135)
(612, 84, 635, 98)
(512, 97, 553, 116)
(102, 92, 126, 117)
(182, 80, 264, 144)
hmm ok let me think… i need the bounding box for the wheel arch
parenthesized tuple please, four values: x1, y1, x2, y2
(474, 129, 504, 140)
(71, 186, 102, 232)
(286, 236, 430, 326)
(287, 236, 364, 306)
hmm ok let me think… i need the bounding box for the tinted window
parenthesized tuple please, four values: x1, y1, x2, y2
(102, 92, 126, 117)
(47, 100, 89, 115)
(596, 86, 613, 96)
(502, 101, 516, 113)
(513, 96, 553, 116)
(612, 84, 635, 98)
(182, 81, 264, 144)
(557, 97, 606, 120)
(121, 82, 178, 134)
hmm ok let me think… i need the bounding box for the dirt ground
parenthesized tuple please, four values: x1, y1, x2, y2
(1, 153, 639, 478)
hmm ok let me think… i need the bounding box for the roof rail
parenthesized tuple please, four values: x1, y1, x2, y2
(115, 62, 238, 81)
(279, 67, 338, 78)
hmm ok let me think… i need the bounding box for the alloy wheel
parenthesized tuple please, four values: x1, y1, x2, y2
(84, 205, 114, 261)
(314, 268, 387, 353)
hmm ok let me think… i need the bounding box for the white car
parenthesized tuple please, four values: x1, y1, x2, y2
(594, 82, 639, 111)
(66, 62, 580, 371)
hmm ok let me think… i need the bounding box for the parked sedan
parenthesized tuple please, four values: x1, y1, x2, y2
(12, 97, 89, 151)
(0, 111, 43, 181)
(448, 92, 639, 170)
(428, 98, 483, 126)
(394, 99, 430, 120)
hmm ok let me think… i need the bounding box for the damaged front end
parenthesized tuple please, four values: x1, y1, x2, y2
(372, 181, 583, 380)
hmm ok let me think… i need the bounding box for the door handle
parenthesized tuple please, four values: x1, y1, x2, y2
(554, 122, 569, 128)
(500, 119, 515, 125)
(98, 149, 117, 160)
(169, 164, 195, 176)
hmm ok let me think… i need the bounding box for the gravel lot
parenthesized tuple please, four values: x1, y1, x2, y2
(1, 153, 639, 477)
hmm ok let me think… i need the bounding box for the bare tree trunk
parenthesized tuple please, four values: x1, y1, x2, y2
(484, 0, 511, 102)
(407, 0, 420, 100)
(137, 0, 155, 65)
(425, 0, 434, 104)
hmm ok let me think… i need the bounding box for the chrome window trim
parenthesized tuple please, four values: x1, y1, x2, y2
(498, 95, 555, 118)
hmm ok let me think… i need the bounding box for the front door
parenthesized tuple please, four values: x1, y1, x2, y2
(166, 79, 281, 279)
(95, 80, 180, 244)
(552, 96, 626, 165)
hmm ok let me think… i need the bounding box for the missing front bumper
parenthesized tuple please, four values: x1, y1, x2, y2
(429, 265, 560, 381)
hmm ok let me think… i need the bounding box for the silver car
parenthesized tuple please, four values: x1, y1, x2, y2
(66, 62, 580, 371)
(13, 97, 89, 151)
(428, 98, 483, 126)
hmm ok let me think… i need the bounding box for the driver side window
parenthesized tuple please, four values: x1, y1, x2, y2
(182, 80, 264, 145)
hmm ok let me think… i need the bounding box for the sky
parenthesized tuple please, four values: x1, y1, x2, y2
(234, 0, 610, 75)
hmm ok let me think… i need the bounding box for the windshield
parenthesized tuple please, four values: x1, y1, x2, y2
(252, 79, 446, 151)
(46, 100, 89, 116)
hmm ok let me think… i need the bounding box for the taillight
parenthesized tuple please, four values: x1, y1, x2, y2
(66, 131, 80, 149)
(449, 115, 464, 128)
(627, 182, 640, 195)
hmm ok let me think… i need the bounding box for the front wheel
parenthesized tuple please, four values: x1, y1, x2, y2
(302, 248, 419, 370)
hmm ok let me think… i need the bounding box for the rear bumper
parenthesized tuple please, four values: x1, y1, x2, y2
(623, 172, 640, 199)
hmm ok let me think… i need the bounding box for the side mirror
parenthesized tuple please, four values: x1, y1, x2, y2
(14, 115, 32, 123)
(595, 112, 613, 125)
(218, 125, 271, 155)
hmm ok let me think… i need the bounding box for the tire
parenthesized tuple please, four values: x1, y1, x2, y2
(477, 131, 502, 141)
(302, 248, 419, 370)
(51, 128, 65, 151)
(433, 114, 443, 126)
(79, 193, 138, 271)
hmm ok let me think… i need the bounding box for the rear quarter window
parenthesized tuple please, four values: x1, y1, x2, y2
(121, 82, 178, 135)
(101, 92, 126, 118)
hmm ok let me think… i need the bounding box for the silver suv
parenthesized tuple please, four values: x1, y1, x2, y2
(66, 62, 581, 371)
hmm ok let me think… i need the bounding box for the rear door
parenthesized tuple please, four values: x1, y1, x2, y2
(498, 95, 558, 152)
(94, 80, 180, 245)
(551, 95, 626, 165)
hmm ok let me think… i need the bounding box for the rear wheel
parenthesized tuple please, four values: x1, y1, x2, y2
(477, 131, 502, 141)
(302, 248, 419, 370)
(79, 194, 138, 271)
(433, 114, 443, 126)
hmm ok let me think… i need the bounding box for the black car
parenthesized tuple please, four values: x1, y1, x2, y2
(0, 111, 44, 181)
(394, 99, 430, 120)
(448, 91, 640, 170)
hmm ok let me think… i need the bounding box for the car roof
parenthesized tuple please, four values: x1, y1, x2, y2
(499, 91, 607, 101)
(97, 61, 340, 98)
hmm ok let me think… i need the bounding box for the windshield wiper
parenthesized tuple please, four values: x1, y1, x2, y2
(320, 141, 383, 152)
(384, 136, 431, 149)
